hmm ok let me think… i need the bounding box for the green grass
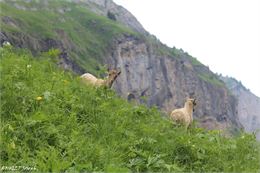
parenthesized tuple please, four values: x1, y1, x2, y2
(189, 57, 203, 66)
(1, 47, 259, 172)
(198, 73, 225, 87)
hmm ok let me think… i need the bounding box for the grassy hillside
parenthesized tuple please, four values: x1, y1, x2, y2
(0, 0, 138, 74)
(1, 46, 259, 172)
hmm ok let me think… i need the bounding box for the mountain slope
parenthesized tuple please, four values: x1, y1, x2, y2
(0, 0, 139, 74)
(221, 76, 260, 140)
(0, 46, 259, 172)
(0, 0, 242, 131)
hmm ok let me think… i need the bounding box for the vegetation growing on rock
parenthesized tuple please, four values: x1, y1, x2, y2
(0, 0, 137, 74)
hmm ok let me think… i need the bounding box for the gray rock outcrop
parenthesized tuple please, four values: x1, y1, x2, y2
(221, 77, 260, 139)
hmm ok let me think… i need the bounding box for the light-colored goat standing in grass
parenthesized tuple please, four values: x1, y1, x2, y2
(80, 69, 121, 88)
(170, 98, 197, 129)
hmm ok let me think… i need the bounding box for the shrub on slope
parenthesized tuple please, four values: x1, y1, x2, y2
(0, 47, 259, 172)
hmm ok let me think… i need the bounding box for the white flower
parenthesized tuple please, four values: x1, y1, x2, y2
(26, 64, 32, 68)
(43, 91, 51, 101)
(3, 41, 11, 46)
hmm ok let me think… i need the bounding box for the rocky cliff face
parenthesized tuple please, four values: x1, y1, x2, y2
(221, 77, 260, 139)
(0, 0, 243, 132)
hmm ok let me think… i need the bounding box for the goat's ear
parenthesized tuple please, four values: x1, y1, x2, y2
(117, 68, 121, 74)
(193, 99, 197, 106)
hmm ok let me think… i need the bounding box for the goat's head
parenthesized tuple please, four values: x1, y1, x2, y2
(186, 98, 197, 112)
(108, 69, 121, 79)
(105, 69, 121, 88)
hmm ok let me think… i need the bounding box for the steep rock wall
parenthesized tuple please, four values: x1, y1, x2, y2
(221, 77, 260, 139)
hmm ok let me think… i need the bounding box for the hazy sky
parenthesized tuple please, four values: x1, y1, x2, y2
(114, 0, 260, 97)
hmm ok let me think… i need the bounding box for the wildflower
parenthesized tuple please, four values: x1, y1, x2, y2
(36, 96, 43, 101)
(63, 80, 69, 84)
(3, 41, 11, 47)
(26, 64, 32, 68)
(43, 91, 51, 101)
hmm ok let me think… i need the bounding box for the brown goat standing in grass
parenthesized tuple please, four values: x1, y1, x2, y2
(170, 98, 197, 129)
(80, 69, 121, 88)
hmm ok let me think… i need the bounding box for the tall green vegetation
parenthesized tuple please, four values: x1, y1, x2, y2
(1, 47, 259, 172)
